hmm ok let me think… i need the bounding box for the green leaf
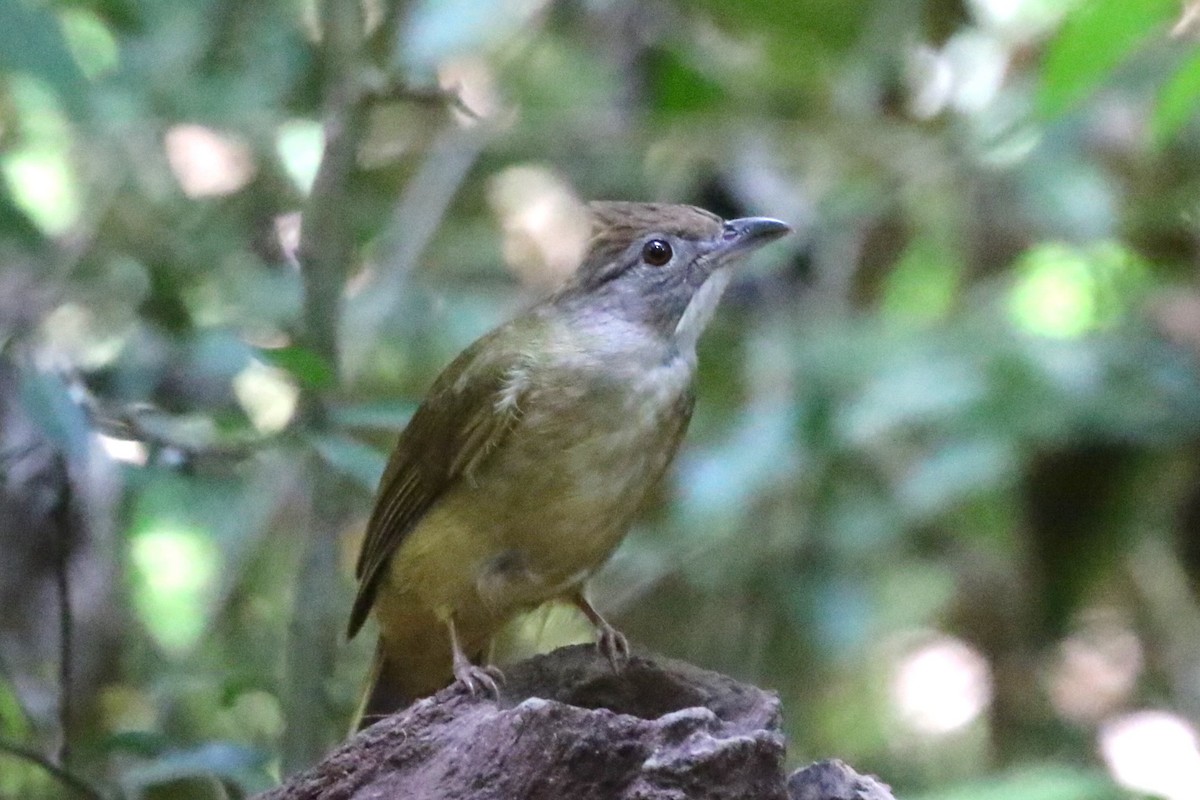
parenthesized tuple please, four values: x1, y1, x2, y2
(649, 47, 725, 114)
(1038, 0, 1176, 117)
(309, 434, 386, 492)
(257, 346, 334, 390)
(1151, 49, 1200, 146)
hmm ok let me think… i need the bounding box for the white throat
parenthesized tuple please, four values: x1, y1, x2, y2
(673, 268, 732, 352)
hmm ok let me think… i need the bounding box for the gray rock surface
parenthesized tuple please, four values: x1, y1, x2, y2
(787, 760, 895, 800)
(260, 644, 893, 800)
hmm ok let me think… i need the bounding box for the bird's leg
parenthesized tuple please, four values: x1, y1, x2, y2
(570, 590, 629, 672)
(445, 615, 504, 699)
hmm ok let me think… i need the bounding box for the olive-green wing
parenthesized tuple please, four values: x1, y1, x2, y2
(650, 387, 695, 489)
(347, 331, 527, 639)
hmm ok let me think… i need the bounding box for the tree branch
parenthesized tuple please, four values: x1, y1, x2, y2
(281, 0, 367, 775)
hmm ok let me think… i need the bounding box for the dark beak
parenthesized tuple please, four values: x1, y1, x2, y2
(718, 216, 793, 257)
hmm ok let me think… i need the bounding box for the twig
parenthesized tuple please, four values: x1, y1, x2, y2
(361, 71, 480, 120)
(0, 739, 106, 800)
(49, 452, 73, 768)
(88, 404, 282, 461)
(76, 383, 287, 461)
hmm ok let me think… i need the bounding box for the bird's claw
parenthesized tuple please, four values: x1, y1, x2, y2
(454, 662, 505, 699)
(597, 625, 630, 673)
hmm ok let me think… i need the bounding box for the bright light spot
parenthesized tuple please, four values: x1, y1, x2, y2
(276, 119, 324, 194)
(905, 31, 1007, 118)
(969, 0, 1077, 38)
(97, 434, 148, 466)
(59, 8, 120, 79)
(233, 359, 299, 434)
(3, 150, 81, 234)
(0, 77, 81, 235)
(891, 634, 992, 735)
(1048, 611, 1142, 724)
(943, 30, 1008, 114)
(1008, 241, 1146, 338)
(164, 124, 255, 198)
(437, 56, 501, 123)
(275, 212, 302, 266)
(906, 44, 954, 119)
(131, 524, 219, 654)
(41, 302, 127, 367)
(488, 165, 590, 289)
(1100, 711, 1200, 800)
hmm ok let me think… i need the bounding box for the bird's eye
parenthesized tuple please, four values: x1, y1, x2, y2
(641, 239, 673, 266)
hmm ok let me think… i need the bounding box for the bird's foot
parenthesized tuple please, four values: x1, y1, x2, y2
(454, 661, 505, 700)
(596, 624, 630, 673)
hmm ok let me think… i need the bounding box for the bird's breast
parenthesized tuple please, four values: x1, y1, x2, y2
(382, 332, 695, 630)
(476, 349, 693, 583)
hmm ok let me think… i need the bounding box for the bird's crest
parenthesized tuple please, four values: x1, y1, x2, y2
(584, 202, 723, 265)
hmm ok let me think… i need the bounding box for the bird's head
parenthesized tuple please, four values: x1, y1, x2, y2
(553, 202, 791, 349)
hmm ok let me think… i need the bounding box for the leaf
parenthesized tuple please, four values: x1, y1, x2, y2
(17, 368, 91, 463)
(1151, 49, 1200, 146)
(1038, 0, 1177, 117)
(309, 433, 386, 492)
(256, 346, 334, 390)
(649, 47, 725, 114)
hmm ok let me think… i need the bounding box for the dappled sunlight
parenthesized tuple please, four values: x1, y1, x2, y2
(438, 56, 502, 122)
(275, 120, 324, 194)
(164, 124, 256, 198)
(40, 302, 130, 368)
(233, 359, 300, 434)
(969, 0, 1077, 37)
(1, 77, 80, 235)
(1100, 710, 1200, 800)
(97, 433, 148, 466)
(488, 165, 590, 289)
(131, 523, 220, 655)
(1047, 611, 1142, 724)
(1008, 241, 1146, 338)
(890, 634, 992, 736)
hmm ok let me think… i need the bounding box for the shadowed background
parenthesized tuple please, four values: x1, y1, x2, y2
(2, 0, 1200, 798)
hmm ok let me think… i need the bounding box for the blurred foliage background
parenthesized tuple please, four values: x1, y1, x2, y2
(3, 0, 1200, 797)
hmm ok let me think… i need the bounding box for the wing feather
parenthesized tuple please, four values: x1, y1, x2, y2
(346, 331, 528, 639)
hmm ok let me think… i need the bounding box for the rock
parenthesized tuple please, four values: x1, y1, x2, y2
(787, 760, 895, 800)
(259, 644, 888, 800)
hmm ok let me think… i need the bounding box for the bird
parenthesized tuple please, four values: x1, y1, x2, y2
(347, 201, 791, 727)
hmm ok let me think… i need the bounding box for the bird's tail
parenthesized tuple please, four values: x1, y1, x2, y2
(349, 627, 457, 733)
(351, 643, 408, 733)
